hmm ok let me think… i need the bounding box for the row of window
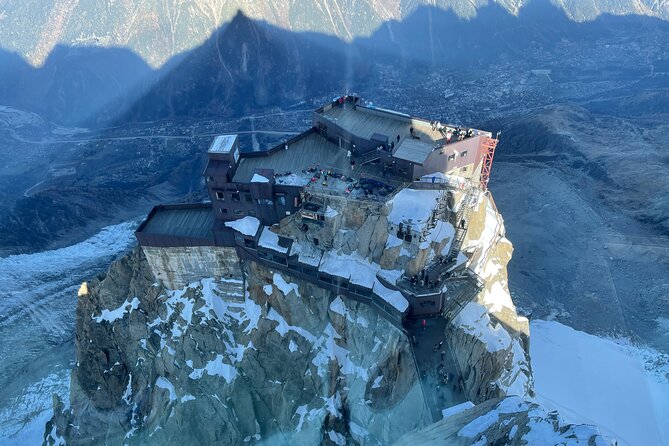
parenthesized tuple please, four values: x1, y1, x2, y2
(215, 190, 286, 206)
(447, 150, 468, 161)
(220, 208, 254, 217)
(216, 191, 249, 202)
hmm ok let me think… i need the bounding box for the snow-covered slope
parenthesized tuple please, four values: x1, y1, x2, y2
(531, 320, 669, 446)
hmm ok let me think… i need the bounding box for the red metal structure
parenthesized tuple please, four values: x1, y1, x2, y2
(479, 136, 498, 190)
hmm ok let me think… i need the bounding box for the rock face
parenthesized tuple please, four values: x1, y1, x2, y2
(44, 186, 610, 445)
(46, 247, 429, 445)
(447, 192, 533, 403)
(393, 396, 614, 445)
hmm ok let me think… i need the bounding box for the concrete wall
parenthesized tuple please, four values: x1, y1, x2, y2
(142, 245, 242, 289)
(414, 136, 486, 180)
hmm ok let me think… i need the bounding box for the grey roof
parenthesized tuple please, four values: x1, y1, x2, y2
(209, 135, 237, 153)
(233, 132, 349, 183)
(321, 105, 444, 144)
(392, 138, 435, 164)
(140, 206, 214, 239)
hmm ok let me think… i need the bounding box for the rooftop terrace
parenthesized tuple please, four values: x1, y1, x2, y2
(137, 204, 215, 246)
(232, 131, 349, 183)
(320, 103, 445, 146)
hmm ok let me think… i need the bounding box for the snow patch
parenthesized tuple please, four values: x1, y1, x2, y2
(258, 227, 289, 253)
(199, 279, 262, 334)
(224, 216, 260, 236)
(273, 272, 300, 297)
(452, 302, 511, 353)
(327, 430, 346, 445)
(251, 173, 270, 183)
(442, 401, 475, 419)
(155, 377, 177, 402)
(267, 308, 316, 342)
(289, 240, 322, 266)
(372, 280, 409, 313)
(350, 421, 370, 439)
(482, 281, 515, 313)
(122, 373, 133, 404)
(92, 297, 140, 323)
(329, 296, 347, 316)
(387, 188, 441, 232)
(188, 355, 237, 383)
(385, 234, 403, 249)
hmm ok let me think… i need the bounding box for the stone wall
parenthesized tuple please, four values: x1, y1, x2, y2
(142, 245, 242, 289)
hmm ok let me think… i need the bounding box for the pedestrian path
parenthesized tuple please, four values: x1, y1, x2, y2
(405, 317, 468, 422)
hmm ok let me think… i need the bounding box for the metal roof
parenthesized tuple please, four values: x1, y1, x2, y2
(140, 205, 214, 240)
(321, 104, 444, 144)
(392, 138, 435, 164)
(208, 134, 237, 154)
(232, 132, 349, 183)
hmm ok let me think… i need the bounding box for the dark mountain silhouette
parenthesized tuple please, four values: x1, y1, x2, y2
(118, 10, 363, 122)
(1, 1, 668, 127)
(0, 46, 153, 125)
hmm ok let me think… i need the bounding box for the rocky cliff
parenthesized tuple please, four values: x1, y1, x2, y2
(44, 187, 612, 445)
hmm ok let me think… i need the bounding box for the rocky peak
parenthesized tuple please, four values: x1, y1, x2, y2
(44, 184, 612, 445)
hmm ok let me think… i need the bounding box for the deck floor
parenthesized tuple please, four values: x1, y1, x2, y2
(322, 104, 444, 146)
(233, 132, 349, 183)
(141, 206, 214, 239)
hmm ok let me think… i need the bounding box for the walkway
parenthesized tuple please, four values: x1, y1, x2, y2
(405, 317, 467, 421)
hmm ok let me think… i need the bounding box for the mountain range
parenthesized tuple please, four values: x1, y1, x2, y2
(1, 0, 668, 68)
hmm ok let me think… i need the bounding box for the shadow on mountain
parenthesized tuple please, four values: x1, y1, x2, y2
(1, 0, 668, 127)
(1, 0, 668, 254)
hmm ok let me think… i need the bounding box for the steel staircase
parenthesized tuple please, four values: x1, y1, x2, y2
(357, 148, 383, 166)
(446, 188, 479, 262)
(441, 270, 485, 321)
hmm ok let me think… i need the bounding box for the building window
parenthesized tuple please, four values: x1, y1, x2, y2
(313, 238, 319, 246)
(398, 168, 408, 175)
(448, 154, 456, 161)
(233, 209, 244, 216)
(220, 208, 228, 214)
(245, 193, 253, 202)
(461, 151, 468, 157)
(216, 191, 225, 200)
(277, 195, 286, 206)
(232, 192, 240, 202)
